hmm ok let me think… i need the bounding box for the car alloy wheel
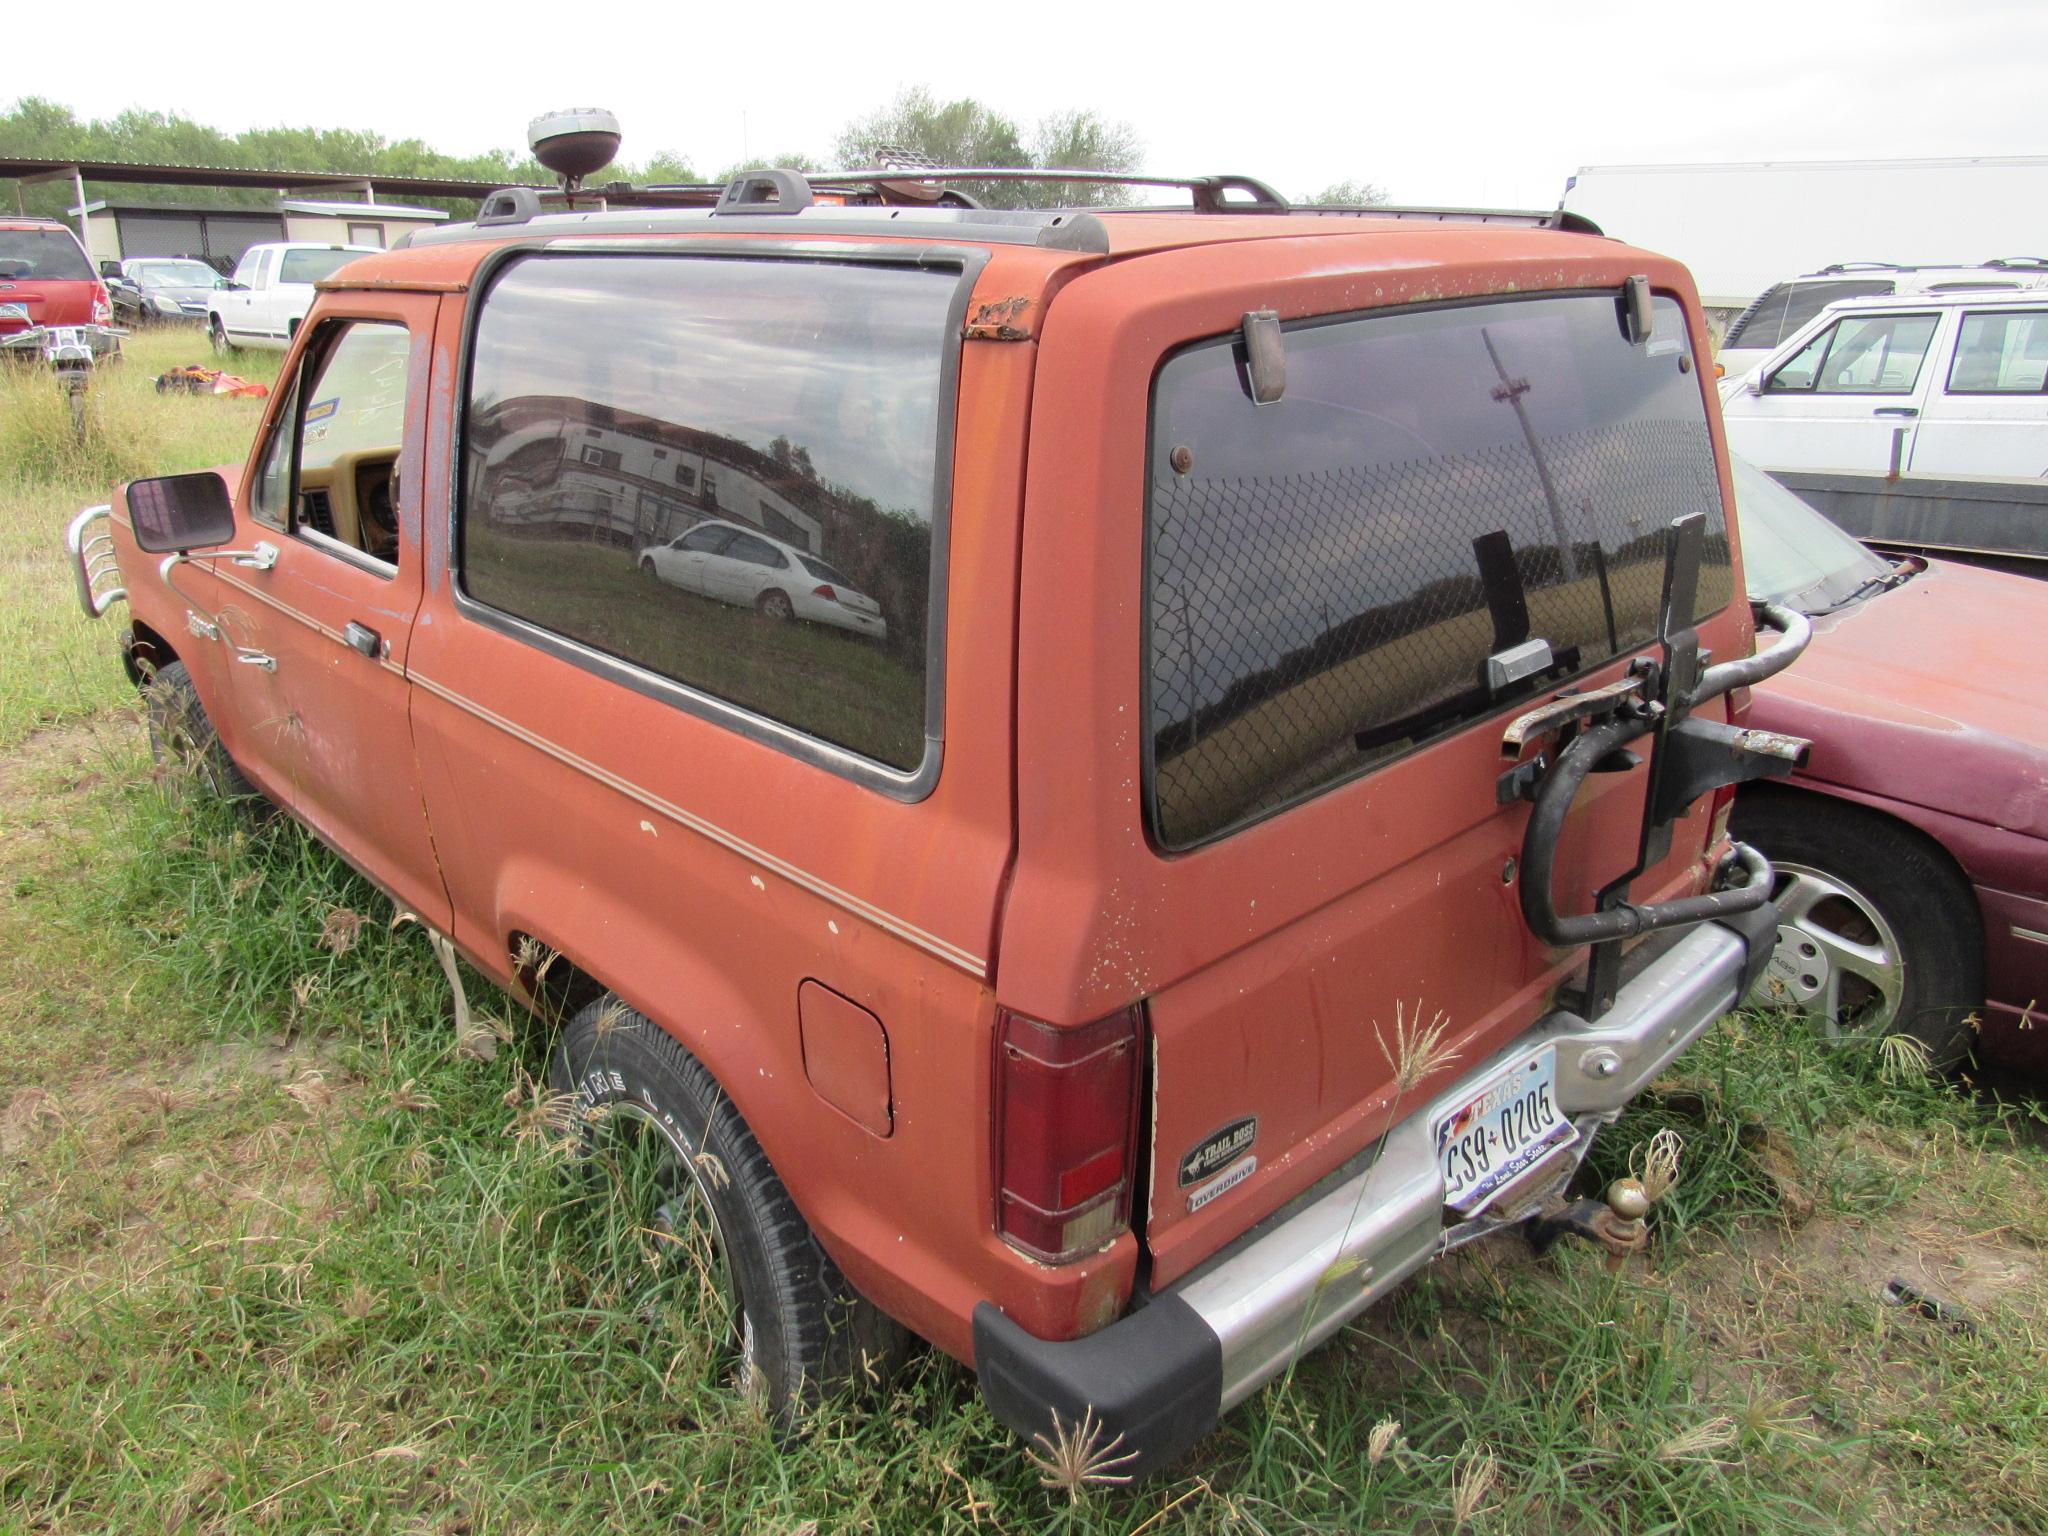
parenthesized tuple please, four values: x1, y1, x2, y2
(757, 589, 795, 622)
(1753, 859, 1905, 1036)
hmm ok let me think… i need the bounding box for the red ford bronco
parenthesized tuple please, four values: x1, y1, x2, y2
(68, 166, 1812, 1474)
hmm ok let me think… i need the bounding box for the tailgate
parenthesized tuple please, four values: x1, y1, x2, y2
(1004, 251, 1775, 1293)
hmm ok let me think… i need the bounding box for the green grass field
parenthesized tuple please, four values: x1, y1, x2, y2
(1, 327, 2044, 1533)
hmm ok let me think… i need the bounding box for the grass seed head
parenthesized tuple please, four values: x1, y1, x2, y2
(1632, 1127, 1685, 1204)
(1377, 998, 1459, 1095)
(1656, 1414, 1741, 1461)
(1449, 1442, 1498, 1526)
(1024, 1406, 1139, 1504)
(1878, 1032, 1933, 1084)
(1367, 1415, 1404, 1467)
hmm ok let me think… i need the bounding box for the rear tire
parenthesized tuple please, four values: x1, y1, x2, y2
(143, 659, 264, 806)
(1731, 793, 1982, 1068)
(755, 588, 795, 622)
(550, 997, 908, 1417)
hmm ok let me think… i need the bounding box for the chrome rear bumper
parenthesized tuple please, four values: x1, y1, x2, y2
(975, 901, 1775, 1475)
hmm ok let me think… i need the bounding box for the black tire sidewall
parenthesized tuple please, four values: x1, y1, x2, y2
(550, 1007, 804, 1407)
(145, 659, 255, 802)
(1733, 794, 1983, 1064)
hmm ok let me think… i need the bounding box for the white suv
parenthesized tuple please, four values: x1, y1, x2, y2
(1718, 259, 2048, 383)
(1720, 288, 2048, 478)
(207, 242, 377, 354)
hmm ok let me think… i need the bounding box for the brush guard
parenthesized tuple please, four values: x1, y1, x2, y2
(1499, 512, 1813, 1014)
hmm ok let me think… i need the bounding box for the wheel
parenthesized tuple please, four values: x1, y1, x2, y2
(209, 318, 235, 358)
(640, 557, 658, 580)
(144, 660, 263, 804)
(755, 588, 795, 622)
(1731, 793, 1982, 1067)
(550, 997, 907, 1416)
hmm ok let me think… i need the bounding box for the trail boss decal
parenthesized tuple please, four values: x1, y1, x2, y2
(1179, 1116, 1257, 1188)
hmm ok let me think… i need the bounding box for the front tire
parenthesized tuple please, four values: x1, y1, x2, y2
(143, 660, 264, 805)
(209, 318, 235, 358)
(550, 997, 907, 1416)
(1732, 793, 1982, 1067)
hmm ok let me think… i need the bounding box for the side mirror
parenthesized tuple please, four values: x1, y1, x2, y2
(99, 260, 122, 277)
(127, 472, 237, 554)
(223, 279, 247, 292)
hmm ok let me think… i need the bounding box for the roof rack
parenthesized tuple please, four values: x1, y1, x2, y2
(438, 168, 1602, 248)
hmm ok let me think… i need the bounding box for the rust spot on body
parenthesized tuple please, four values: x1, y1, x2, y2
(964, 295, 1034, 341)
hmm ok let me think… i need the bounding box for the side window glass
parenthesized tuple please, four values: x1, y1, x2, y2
(1765, 324, 1833, 392)
(460, 254, 956, 774)
(286, 320, 412, 570)
(678, 525, 734, 554)
(1812, 313, 1938, 395)
(250, 375, 299, 528)
(1947, 311, 2048, 393)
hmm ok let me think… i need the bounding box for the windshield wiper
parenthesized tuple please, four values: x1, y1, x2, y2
(1823, 563, 1913, 613)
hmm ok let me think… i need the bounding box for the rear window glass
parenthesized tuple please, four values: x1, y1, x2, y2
(461, 253, 955, 773)
(1146, 291, 1733, 848)
(1724, 279, 1895, 352)
(278, 248, 362, 284)
(0, 227, 93, 281)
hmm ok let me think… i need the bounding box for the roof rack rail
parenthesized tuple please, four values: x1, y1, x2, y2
(451, 170, 1600, 238)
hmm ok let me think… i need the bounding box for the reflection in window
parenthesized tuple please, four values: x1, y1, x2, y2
(1770, 313, 1939, 395)
(1147, 292, 1733, 847)
(290, 320, 409, 567)
(461, 254, 955, 772)
(1948, 310, 2048, 394)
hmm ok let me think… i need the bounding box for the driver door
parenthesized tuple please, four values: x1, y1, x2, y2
(224, 295, 450, 928)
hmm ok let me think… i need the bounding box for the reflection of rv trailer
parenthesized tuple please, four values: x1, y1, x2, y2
(567, 420, 825, 553)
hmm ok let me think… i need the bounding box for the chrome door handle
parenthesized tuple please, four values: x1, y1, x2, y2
(343, 621, 383, 659)
(1872, 406, 1919, 418)
(235, 651, 276, 673)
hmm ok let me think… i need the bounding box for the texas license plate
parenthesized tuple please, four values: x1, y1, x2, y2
(0, 302, 27, 321)
(1435, 1046, 1574, 1215)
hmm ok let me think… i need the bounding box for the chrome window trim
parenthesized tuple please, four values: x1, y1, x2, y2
(448, 239, 988, 803)
(293, 521, 399, 580)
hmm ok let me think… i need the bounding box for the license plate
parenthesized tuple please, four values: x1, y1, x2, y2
(1435, 1046, 1575, 1215)
(0, 302, 26, 321)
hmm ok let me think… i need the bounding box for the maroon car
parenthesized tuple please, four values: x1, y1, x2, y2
(0, 217, 111, 342)
(1732, 458, 2047, 1071)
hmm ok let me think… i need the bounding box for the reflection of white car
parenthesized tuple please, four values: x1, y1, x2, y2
(638, 519, 887, 640)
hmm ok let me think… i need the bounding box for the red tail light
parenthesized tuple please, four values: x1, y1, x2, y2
(92, 287, 112, 326)
(811, 583, 836, 601)
(994, 1005, 1142, 1263)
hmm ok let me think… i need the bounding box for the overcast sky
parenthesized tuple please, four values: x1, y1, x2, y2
(46, 0, 2048, 207)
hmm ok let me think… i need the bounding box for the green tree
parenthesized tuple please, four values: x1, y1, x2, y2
(832, 88, 1140, 208)
(1301, 178, 1388, 207)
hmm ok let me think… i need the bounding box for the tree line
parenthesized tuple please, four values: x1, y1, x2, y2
(1, 89, 1382, 215)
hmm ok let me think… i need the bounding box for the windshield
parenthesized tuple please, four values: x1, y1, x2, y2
(1732, 456, 1893, 612)
(279, 248, 362, 285)
(0, 228, 94, 281)
(133, 260, 218, 289)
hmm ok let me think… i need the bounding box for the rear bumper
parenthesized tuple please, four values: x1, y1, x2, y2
(975, 903, 1777, 1477)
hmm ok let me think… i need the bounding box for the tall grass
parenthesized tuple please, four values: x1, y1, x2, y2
(0, 327, 278, 745)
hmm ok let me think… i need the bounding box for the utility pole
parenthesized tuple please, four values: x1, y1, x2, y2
(1482, 326, 1578, 582)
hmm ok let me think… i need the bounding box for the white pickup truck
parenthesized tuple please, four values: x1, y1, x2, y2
(207, 242, 377, 354)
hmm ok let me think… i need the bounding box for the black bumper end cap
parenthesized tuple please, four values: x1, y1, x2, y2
(972, 1295, 1222, 1481)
